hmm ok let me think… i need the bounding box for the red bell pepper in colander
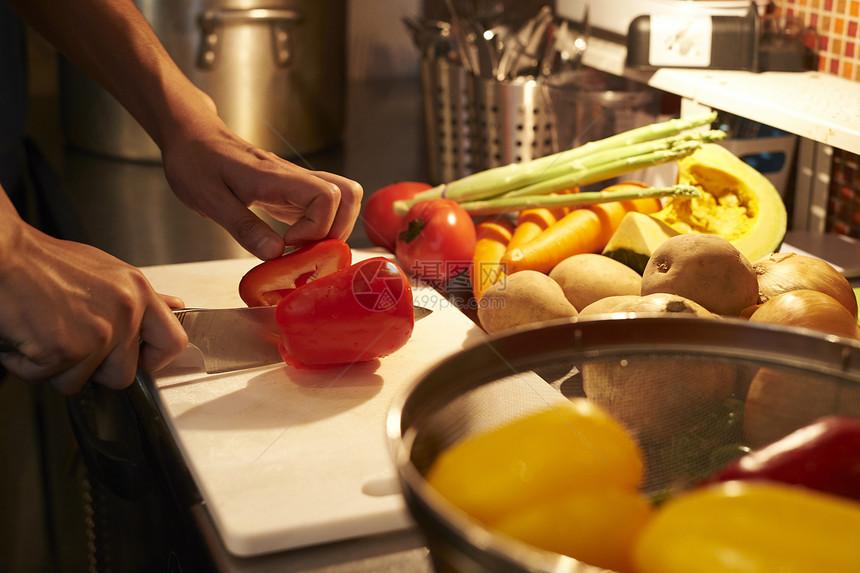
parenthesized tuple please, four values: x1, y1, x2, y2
(701, 415, 860, 502)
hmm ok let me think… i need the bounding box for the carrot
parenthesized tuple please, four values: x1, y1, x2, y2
(501, 182, 656, 274)
(471, 216, 516, 301)
(506, 208, 559, 253)
(504, 189, 577, 254)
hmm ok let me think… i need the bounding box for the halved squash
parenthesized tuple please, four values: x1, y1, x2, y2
(602, 211, 681, 275)
(653, 143, 787, 263)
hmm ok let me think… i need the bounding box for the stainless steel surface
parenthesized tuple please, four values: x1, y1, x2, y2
(421, 57, 473, 184)
(60, 0, 346, 161)
(176, 306, 281, 374)
(783, 230, 860, 282)
(388, 316, 860, 572)
(469, 75, 555, 171)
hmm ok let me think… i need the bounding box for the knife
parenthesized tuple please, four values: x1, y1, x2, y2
(0, 304, 434, 375)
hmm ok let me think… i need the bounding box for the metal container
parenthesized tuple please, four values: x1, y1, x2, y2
(421, 57, 473, 185)
(468, 76, 555, 173)
(387, 316, 860, 572)
(60, 0, 346, 162)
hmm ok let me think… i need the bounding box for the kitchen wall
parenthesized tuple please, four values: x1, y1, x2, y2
(773, 0, 860, 238)
(776, 0, 860, 80)
(347, 0, 421, 79)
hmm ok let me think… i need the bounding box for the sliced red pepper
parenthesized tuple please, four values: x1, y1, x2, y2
(702, 415, 860, 502)
(238, 239, 352, 307)
(275, 257, 414, 368)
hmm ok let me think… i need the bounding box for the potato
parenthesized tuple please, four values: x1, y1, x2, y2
(478, 270, 578, 334)
(582, 356, 737, 443)
(549, 254, 642, 312)
(605, 293, 716, 318)
(578, 295, 641, 317)
(641, 234, 758, 316)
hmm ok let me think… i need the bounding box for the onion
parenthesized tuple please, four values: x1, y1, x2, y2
(753, 252, 858, 320)
(607, 293, 716, 318)
(747, 289, 860, 339)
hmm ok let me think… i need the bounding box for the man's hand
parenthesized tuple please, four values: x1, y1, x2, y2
(0, 196, 188, 394)
(161, 117, 363, 261)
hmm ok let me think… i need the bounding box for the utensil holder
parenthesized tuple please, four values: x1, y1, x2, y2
(468, 76, 556, 172)
(421, 57, 473, 185)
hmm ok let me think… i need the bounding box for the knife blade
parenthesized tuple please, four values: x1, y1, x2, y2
(0, 304, 434, 375)
(175, 306, 282, 374)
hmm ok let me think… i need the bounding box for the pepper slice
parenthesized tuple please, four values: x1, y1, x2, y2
(275, 257, 414, 368)
(702, 415, 860, 502)
(239, 239, 352, 307)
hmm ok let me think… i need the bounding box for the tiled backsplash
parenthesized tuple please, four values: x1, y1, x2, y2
(776, 0, 860, 238)
(776, 0, 860, 81)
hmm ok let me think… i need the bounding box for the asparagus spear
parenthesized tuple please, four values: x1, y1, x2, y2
(392, 113, 721, 215)
(458, 185, 702, 216)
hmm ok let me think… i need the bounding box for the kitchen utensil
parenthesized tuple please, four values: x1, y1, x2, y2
(176, 306, 281, 374)
(0, 305, 433, 375)
(180, 304, 433, 374)
(420, 56, 473, 184)
(387, 315, 860, 572)
(543, 67, 660, 188)
(140, 254, 485, 557)
(505, 5, 554, 79)
(468, 75, 555, 171)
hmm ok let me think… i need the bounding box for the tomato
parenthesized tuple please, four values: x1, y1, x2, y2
(275, 257, 414, 367)
(238, 239, 351, 307)
(395, 198, 476, 284)
(362, 181, 431, 252)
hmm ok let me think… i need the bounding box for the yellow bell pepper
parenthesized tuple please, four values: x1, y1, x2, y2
(633, 481, 860, 573)
(494, 487, 654, 573)
(426, 398, 644, 525)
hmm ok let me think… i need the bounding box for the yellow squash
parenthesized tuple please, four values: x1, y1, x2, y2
(654, 143, 787, 263)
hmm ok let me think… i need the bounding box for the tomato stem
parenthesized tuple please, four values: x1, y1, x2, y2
(398, 217, 427, 244)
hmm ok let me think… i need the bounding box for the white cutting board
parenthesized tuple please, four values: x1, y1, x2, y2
(141, 249, 487, 557)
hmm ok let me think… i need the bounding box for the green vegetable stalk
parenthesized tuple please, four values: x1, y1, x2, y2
(392, 112, 724, 215)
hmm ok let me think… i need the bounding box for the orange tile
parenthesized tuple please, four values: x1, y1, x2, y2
(835, 17, 845, 34)
(852, 0, 860, 17)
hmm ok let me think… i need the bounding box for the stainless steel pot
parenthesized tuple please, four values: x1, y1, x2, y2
(60, 0, 346, 161)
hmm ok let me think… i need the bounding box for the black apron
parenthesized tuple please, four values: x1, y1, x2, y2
(0, 2, 27, 213)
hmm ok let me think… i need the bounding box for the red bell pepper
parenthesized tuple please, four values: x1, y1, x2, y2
(238, 239, 352, 307)
(275, 257, 414, 367)
(702, 415, 860, 502)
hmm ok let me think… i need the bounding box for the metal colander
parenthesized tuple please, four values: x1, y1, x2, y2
(386, 315, 860, 573)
